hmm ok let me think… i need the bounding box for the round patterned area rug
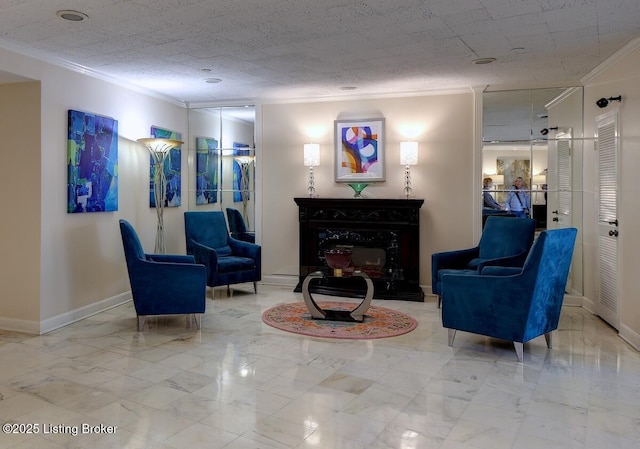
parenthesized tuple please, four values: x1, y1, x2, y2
(262, 301, 418, 339)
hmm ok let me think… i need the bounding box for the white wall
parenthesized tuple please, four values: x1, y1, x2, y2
(583, 40, 640, 348)
(0, 46, 188, 333)
(260, 92, 476, 285)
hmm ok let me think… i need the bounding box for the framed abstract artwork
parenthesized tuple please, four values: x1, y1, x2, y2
(150, 126, 181, 207)
(195, 136, 219, 205)
(334, 118, 385, 182)
(67, 109, 118, 213)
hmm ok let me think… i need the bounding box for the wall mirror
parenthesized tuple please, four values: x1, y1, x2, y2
(188, 105, 256, 232)
(482, 87, 584, 295)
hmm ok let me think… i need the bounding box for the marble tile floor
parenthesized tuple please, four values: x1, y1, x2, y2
(1, 284, 639, 449)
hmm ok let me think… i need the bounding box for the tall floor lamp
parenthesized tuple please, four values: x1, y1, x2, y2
(234, 155, 255, 224)
(137, 138, 183, 254)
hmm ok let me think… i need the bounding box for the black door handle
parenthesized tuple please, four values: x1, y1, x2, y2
(609, 219, 619, 226)
(552, 210, 559, 214)
(609, 230, 619, 237)
(552, 217, 559, 222)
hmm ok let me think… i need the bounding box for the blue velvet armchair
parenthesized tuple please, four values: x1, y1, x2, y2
(184, 211, 261, 294)
(119, 219, 207, 331)
(431, 216, 536, 307)
(441, 227, 577, 362)
(226, 207, 256, 243)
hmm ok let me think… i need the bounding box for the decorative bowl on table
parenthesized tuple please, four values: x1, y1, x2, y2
(324, 248, 352, 276)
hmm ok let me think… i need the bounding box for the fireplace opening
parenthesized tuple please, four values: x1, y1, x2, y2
(294, 197, 424, 301)
(318, 229, 399, 278)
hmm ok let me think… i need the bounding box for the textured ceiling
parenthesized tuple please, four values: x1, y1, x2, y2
(0, 0, 639, 105)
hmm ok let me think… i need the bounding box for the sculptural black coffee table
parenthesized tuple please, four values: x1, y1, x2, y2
(301, 270, 374, 322)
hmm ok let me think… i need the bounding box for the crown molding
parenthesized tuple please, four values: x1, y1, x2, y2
(0, 37, 187, 108)
(581, 36, 640, 85)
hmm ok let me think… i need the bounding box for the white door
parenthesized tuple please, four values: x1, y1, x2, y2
(550, 129, 573, 229)
(595, 110, 620, 330)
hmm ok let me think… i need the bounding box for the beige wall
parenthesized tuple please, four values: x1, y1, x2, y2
(0, 81, 41, 324)
(0, 46, 188, 333)
(583, 41, 640, 347)
(260, 93, 476, 286)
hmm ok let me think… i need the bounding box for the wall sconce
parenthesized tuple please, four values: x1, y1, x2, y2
(303, 143, 320, 197)
(400, 141, 418, 199)
(137, 137, 183, 254)
(532, 168, 547, 186)
(234, 155, 255, 222)
(540, 126, 558, 136)
(596, 96, 622, 108)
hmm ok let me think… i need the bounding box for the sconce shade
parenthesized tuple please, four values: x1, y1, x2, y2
(532, 174, 547, 184)
(304, 143, 320, 166)
(234, 155, 255, 165)
(137, 138, 183, 154)
(400, 141, 418, 165)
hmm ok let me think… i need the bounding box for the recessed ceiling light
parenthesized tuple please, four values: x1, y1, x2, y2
(472, 57, 496, 65)
(205, 78, 222, 84)
(56, 10, 88, 21)
(200, 68, 212, 72)
(339, 86, 357, 91)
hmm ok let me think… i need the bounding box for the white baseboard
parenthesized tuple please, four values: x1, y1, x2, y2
(0, 292, 134, 335)
(0, 316, 41, 335)
(39, 291, 132, 334)
(619, 324, 640, 352)
(261, 274, 298, 288)
(563, 294, 584, 307)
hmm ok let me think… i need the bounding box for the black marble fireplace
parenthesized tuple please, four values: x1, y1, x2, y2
(294, 197, 424, 301)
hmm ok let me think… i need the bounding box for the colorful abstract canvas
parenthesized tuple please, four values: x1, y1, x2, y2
(150, 126, 181, 207)
(334, 118, 385, 182)
(67, 109, 118, 213)
(195, 137, 219, 205)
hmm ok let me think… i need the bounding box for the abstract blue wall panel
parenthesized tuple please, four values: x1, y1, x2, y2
(67, 109, 118, 213)
(195, 137, 219, 205)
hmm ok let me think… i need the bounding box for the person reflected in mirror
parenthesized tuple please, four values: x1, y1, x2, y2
(505, 176, 530, 218)
(482, 177, 504, 210)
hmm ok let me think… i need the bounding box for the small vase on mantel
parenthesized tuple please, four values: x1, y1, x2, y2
(347, 183, 369, 198)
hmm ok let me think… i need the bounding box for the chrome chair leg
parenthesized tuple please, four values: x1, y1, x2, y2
(514, 342, 524, 362)
(544, 332, 552, 348)
(137, 316, 146, 332)
(253, 282, 258, 294)
(448, 329, 456, 346)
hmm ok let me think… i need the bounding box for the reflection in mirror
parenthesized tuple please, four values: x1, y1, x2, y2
(482, 87, 584, 295)
(482, 88, 564, 230)
(188, 106, 256, 233)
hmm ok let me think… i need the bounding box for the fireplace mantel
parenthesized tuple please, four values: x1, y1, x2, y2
(294, 197, 424, 301)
